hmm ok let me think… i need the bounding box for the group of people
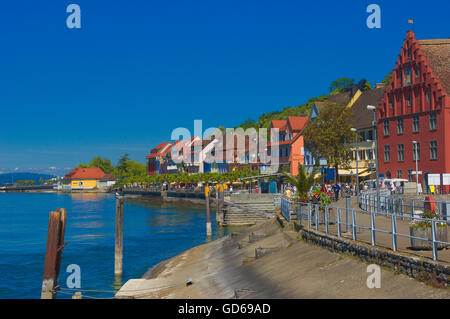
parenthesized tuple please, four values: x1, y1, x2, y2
(283, 182, 357, 202)
(310, 183, 355, 202)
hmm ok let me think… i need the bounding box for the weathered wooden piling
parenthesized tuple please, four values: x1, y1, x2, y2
(41, 209, 67, 299)
(205, 186, 212, 237)
(115, 197, 124, 276)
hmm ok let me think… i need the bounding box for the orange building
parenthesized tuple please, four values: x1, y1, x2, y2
(268, 116, 309, 175)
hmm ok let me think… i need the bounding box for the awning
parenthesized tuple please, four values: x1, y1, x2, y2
(338, 168, 370, 177)
(358, 170, 373, 177)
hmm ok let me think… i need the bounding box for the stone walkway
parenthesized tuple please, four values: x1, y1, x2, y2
(294, 196, 450, 263)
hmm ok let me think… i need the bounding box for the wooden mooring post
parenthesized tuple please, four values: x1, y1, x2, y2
(115, 197, 124, 276)
(41, 208, 67, 299)
(205, 186, 212, 237)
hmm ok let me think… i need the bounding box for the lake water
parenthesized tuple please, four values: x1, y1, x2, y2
(0, 193, 238, 299)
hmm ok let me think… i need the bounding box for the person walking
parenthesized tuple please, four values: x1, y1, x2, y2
(334, 183, 341, 201)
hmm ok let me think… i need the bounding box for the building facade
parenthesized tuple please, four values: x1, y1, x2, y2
(64, 167, 105, 189)
(268, 116, 309, 176)
(377, 31, 450, 191)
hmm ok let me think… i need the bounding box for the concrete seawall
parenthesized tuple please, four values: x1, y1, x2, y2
(116, 217, 449, 299)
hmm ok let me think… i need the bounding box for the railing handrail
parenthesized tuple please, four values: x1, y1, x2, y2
(280, 196, 449, 261)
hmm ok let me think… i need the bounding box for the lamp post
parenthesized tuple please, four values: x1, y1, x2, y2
(367, 105, 380, 211)
(351, 128, 359, 205)
(412, 141, 419, 195)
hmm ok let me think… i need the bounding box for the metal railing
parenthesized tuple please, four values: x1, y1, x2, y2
(359, 190, 449, 221)
(280, 196, 449, 261)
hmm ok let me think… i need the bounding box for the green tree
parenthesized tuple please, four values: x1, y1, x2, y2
(303, 103, 353, 183)
(329, 77, 355, 94)
(283, 164, 322, 202)
(381, 70, 393, 86)
(89, 157, 115, 174)
(115, 154, 130, 178)
(363, 81, 373, 91)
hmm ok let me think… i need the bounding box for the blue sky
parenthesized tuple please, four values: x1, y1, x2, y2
(0, 0, 449, 176)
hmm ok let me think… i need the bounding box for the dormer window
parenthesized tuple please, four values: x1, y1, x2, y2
(407, 48, 411, 59)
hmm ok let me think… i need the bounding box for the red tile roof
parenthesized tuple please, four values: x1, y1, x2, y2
(64, 167, 105, 180)
(271, 120, 287, 131)
(287, 116, 309, 131)
(147, 142, 174, 159)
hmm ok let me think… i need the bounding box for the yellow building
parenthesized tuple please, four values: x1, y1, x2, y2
(64, 167, 105, 190)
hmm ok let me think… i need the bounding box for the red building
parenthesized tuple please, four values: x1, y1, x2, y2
(377, 31, 450, 191)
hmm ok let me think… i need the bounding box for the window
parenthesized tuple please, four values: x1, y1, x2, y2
(407, 94, 412, 107)
(407, 48, 411, 59)
(430, 141, 438, 160)
(397, 117, 404, 134)
(415, 66, 420, 79)
(426, 90, 431, 103)
(404, 67, 412, 86)
(397, 170, 403, 179)
(384, 145, 391, 162)
(413, 142, 420, 161)
(430, 111, 437, 130)
(397, 144, 404, 162)
(390, 97, 394, 109)
(408, 169, 414, 182)
(367, 150, 373, 160)
(383, 119, 390, 136)
(413, 115, 420, 133)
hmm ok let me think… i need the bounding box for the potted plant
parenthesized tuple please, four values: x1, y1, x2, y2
(409, 209, 448, 250)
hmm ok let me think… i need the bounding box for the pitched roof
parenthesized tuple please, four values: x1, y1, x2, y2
(349, 87, 386, 130)
(287, 116, 309, 131)
(417, 38, 450, 95)
(270, 120, 287, 131)
(147, 142, 173, 159)
(64, 167, 105, 180)
(326, 91, 353, 105)
(100, 173, 116, 182)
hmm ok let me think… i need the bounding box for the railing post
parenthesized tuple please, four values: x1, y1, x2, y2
(351, 209, 356, 240)
(411, 199, 415, 220)
(298, 204, 302, 225)
(431, 220, 438, 261)
(400, 199, 404, 220)
(287, 200, 291, 222)
(307, 203, 311, 228)
(315, 205, 319, 231)
(370, 210, 376, 246)
(391, 214, 397, 251)
(325, 207, 329, 234)
(337, 208, 342, 237)
(345, 197, 350, 233)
